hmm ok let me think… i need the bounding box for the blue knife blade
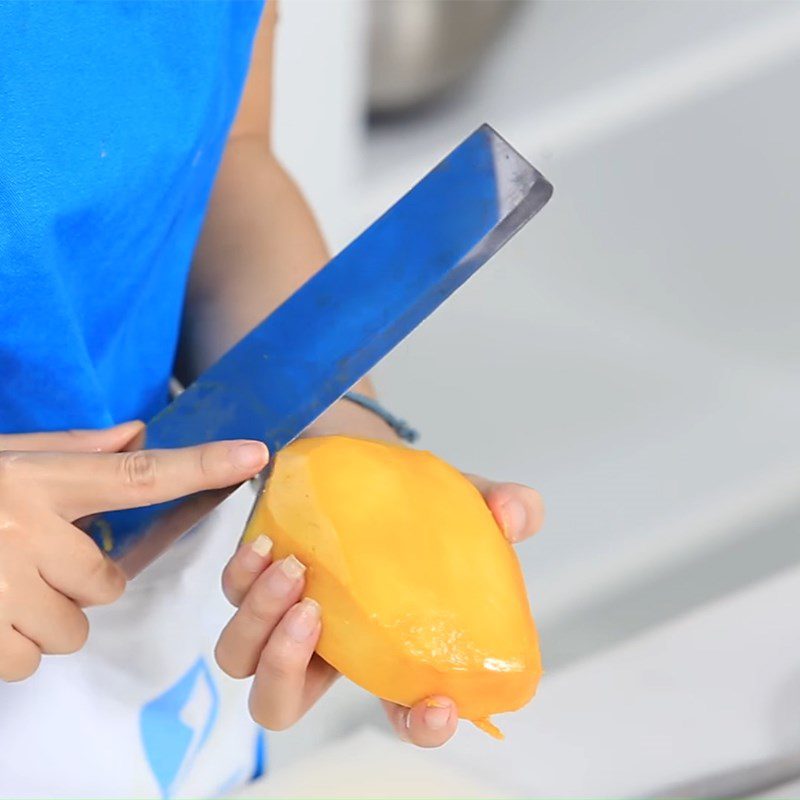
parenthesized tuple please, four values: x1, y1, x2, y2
(91, 124, 552, 574)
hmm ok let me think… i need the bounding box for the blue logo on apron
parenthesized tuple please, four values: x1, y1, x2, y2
(140, 657, 219, 798)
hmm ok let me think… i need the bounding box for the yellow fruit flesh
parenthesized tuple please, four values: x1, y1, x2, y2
(244, 436, 541, 735)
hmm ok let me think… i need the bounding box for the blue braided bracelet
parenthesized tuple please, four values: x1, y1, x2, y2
(343, 392, 419, 443)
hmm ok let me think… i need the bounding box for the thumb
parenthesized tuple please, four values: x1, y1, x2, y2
(6, 439, 269, 521)
(0, 421, 144, 454)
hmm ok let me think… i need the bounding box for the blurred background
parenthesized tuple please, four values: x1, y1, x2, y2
(237, 1, 800, 797)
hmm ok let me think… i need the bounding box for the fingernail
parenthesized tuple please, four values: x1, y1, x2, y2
(230, 441, 268, 470)
(242, 534, 273, 572)
(280, 554, 306, 580)
(501, 500, 527, 542)
(402, 708, 413, 738)
(265, 555, 306, 597)
(393, 708, 412, 743)
(285, 598, 320, 642)
(424, 700, 452, 731)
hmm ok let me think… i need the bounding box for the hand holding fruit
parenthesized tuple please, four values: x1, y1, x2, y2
(215, 436, 544, 747)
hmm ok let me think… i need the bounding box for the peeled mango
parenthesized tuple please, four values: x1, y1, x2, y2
(243, 435, 541, 738)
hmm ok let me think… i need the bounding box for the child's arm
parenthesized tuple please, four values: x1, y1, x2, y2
(195, 2, 544, 746)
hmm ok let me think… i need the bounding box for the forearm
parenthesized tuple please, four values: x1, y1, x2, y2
(180, 136, 325, 373)
(180, 137, 396, 442)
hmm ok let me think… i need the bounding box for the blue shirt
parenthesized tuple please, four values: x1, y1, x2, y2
(0, 0, 264, 434)
(0, 6, 268, 797)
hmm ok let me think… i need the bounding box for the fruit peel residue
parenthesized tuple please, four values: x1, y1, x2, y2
(472, 716, 504, 740)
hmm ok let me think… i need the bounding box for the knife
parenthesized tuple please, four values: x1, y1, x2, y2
(90, 124, 553, 576)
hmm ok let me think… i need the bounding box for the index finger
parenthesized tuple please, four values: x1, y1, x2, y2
(4, 440, 268, 520)
(0, 421, 144, 454)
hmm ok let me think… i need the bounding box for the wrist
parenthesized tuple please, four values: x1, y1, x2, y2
(302, 397, 401, 443)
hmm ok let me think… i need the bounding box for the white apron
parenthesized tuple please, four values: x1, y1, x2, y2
(0, 485, 263, 799)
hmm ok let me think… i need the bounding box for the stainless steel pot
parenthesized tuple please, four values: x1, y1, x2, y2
(368, 0, 520, 117)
